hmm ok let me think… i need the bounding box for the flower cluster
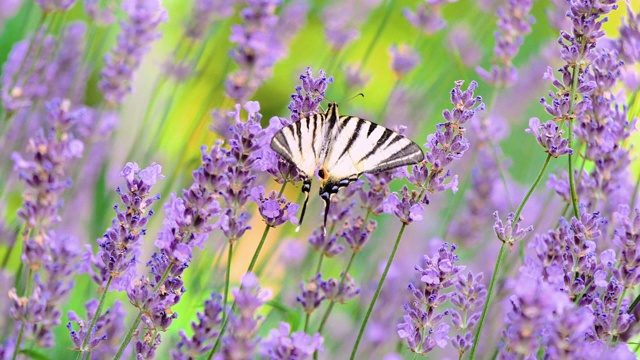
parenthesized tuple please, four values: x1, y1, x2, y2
(217, 273, 272, 359)
(226, 0, 283, 102)
(99, 0, 168, 105)
(403, 0, 454, 36)
(250, 186, 299, 227)
(398, 243, 467, 354)
(476, 0, 534, 86)
(172, 293, 224, 359)
(259, 322, 324, 359)
(80, 162, 163, 291)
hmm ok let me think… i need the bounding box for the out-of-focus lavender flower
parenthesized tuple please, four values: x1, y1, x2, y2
(450, 272, 486, 356)
(398, 243, 463, 354)
(307, 229, 344, 258)
(382, 186, 425, 225)
(67, 300, 126, 356)
(447, 26, 482, 67)
(172, 293, 224, 359)
(612, 206, 640, 288)
(259, 322, 324, 360)
(0, 0, 22, 20)
(185, 0, 234, 40)
(340, 216, 376, 252)
(11, 99, 85, 236)
(9, 231, 79, 349)
(46, 22, 88, 102)
(344, 63, 370, 89)
(526, 117, 572, 157)
(2, 30, 55, 111)
(84, 0, 116, 25)
(226, 0, 283, 102)
(389, 44, 420, 78)
(250, 186, 299, 227)
(99, 0, 168, 105)
(493, 211, 533, 247)
(319, 274, 360, 304)
(36, 0, 76, 12)
(288, 67, 333, 123)
(321, 0, 379, 51)
(476, 0, 534, 87)
(297, 274, 325, 315)
(217, 273, 271, 360)
(80, 162, 163, 291)
(618, 5, 640, 63)
(403, 2, 448, 35)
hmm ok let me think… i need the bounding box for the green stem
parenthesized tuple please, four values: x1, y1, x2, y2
(567, 60, 582, 220)
(611, 288, 628, 344)
(221, 240, 233, 338)
(113, 263, 174, 360)
(470, 243, 507, 359)
(350, 223, 406, 360)
(514, 154, 552, 221)
(11, 268, 33, 360)
(630, 169, 640, 211)
(76, 276, 113, 359)
(316, 250, 358, 338)
(628, 292, 640, 314)
(315, 253, 324, 275)
(304, 313, 310, 333)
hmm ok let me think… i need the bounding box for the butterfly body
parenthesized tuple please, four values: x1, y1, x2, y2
(270, 102, 424, 230)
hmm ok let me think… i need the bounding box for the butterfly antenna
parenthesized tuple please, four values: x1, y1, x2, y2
(344, 93, 364, 103)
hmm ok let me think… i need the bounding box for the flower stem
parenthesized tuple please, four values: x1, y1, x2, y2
(11, 268, 33, 360)
(514, 154, 551, 221)
(470, 243, 507, 359)
(76, 276, 113, 359)
(350, 222, 406, 360)
(114, 263, 174, 360)
(360, 0, 395, 68)
(317, 250, 357, 334)
(567, 57, 583, 220)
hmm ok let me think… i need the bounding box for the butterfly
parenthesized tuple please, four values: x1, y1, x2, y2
(270, 102, 424, 231)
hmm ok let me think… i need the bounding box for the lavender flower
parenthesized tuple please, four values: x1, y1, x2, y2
(172, 293, 224, 359)
(81, 162, 163, 291)
(67, 300, 126, 355)
(344, 63, 370, 89)
(493, 211, 533, 246)
(398, 243, 463, 354)
(340, 216, 376, 252)
(476, 0, 534, 87)
(386, 81, 482, 223)
(389, 44, 420, 77)
(526, 117, 572, 157)
(297, 274, 325, 314)
(84, 0, 116, 25)
(259, 322, 324, 360)
(184, 0, 234, 40)
(288, 67, 333, 123)
(319, 274, 360, 304)
(99, 0, 168, 105)
(450, 272, 486, 356)
(321, 0, 378, 51)
(2, 30, 55, 111)
(46, 21, 87, 102)
(612, 206, 640, 288)
(226, 0, 283, 102)
(307, 230, 344, 258)
(12, 99, 84, 237)
(403, 2, 448, 35)
(217, 273, 271, 360)
(618, 5, 640, 63)
(250, 186, 299, 227)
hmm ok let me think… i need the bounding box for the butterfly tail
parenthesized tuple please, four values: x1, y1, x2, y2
(321, 193, 331, 236)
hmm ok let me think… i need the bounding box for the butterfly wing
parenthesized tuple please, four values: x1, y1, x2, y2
(323, 115, 424, 181)
(270, 113, 327, 229)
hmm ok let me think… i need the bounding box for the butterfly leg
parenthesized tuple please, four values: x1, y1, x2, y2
(296, 178, 312, 232)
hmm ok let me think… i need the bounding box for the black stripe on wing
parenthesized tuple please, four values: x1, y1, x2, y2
(366, 141, 425, 174)
(270, 131, 294, 163)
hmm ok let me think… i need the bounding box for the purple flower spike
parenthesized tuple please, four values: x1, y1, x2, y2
(398, 243, 464, 354)
(296, 274, 325, 314)
(172, 293, 224, 359)
(307, 229, 344, 258)
(340, 216, 377, 252)
(450, 272, 486, 356)
(389, 44, 420, 77)
(185, 0, 234, 40)
(99, 0, 168, 105)
(493, 211, 533, 246)
(382, 186, 425, 225)
(84, 0, 117, 25)
(288, 67, 334, 123)
(319, 274, 360, 304)
(250, 186, 299, 227)
(259, 322, 324, 360)
(476, 0, 534, 87)
(403, 3, 447, 35)
(526, 117, 573, 157)
(217, 273, 271, 360)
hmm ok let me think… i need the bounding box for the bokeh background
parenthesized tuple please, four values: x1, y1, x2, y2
(0, 0, 639, 359)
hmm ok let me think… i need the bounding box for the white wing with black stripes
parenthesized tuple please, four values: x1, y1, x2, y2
(270, 102, 424, 232)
